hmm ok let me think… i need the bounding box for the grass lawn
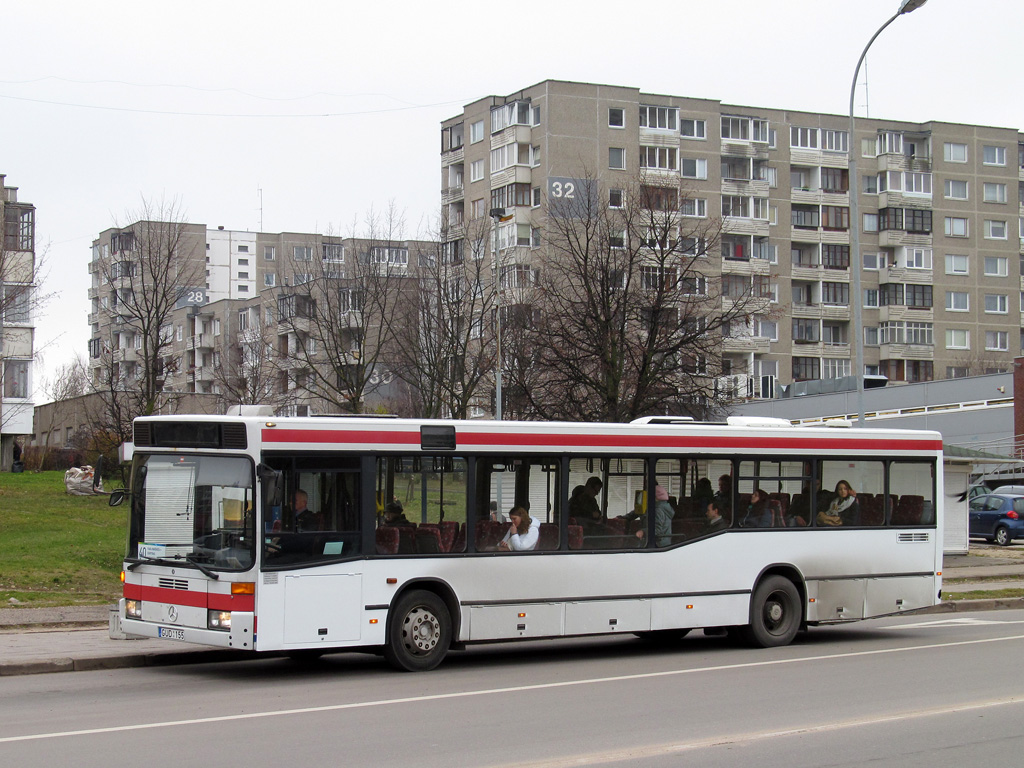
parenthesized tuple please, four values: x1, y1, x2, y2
(0, 471, 126, 607)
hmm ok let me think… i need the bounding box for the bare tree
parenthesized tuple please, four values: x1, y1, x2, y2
(210, 300, 296, 411)
(389, 214, 497, 418)
(276, 203, 411, 414)
(89, 198, 206, 442)
(504, 171, 774, 422)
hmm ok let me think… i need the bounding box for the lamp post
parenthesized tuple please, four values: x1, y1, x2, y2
(489, 207, 507, 421)
(849, 0, 929, 425)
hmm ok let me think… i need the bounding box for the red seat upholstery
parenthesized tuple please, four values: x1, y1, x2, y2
(452, 523, 467, 553)
(415, 526, 443, 554)
(892, 495, 924, 525)
(397, 526, 417, 554)
(375, 526, 399, 555)
(439, 520, 458, 552)
(537, 522, 559, 551)
(567, 524, 583, 550)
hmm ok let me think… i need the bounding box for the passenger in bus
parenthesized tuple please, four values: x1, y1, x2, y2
(742, 488, 773, 527)
(713, 475, 732, 514)
(497, 506, 540, 551)
(693, 478, 714, 521)
(570, 477, 605, 534)
(382, 500, 414, 527)
(818, 480, 859, 526)
(703, 499, 728, 534)
(293, 490, 320, 532)
(628, 485, 675, 546)
(489, 500, 499, 521)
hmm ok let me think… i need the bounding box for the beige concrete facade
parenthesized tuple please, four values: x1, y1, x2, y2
(442, 80, 1024, 398)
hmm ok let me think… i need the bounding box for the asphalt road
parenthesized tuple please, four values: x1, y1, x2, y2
(2, 610, 1024, 767)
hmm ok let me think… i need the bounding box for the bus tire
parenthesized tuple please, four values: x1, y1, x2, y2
(742, 575, 801, 648)
(384, 590, 451, 672)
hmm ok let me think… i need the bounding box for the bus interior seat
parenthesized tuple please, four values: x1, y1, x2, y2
(375, 527, 399, 555)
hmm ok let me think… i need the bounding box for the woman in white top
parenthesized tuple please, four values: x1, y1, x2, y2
(498, 506, 540, 551)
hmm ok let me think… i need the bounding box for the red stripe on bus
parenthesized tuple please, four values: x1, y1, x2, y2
(263, 428, 941, 453)
(123, 584, 254, 612)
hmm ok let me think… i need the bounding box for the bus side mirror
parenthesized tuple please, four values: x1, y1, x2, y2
(109, 489, 126, 507)
(258, 464, 283, 507)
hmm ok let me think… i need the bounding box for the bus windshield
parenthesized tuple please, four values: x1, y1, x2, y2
(127, 454, 256, 571)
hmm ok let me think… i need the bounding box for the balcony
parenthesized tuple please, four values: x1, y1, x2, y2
(722, 336, 771, 354)
(878, 306, 934, 323)
(721, 179, 770, 197)
(441, 145, 464, 166)
(722, 218, 770, 236)
(791, 340, 824, 356)
(877, 191, 932, 210)
(721, 258, 771, 277)
(821, 304, 851, 321)
(720, 141, 770, 160)
(879, 266, 932, 285)
(879, 343, 933, 361)
(187, 333, 214, 350)
(878, 229, 932, 248)
(876, 153, 931, 174)
(441, 185, 464, 206)
(791, 264, 823, 281)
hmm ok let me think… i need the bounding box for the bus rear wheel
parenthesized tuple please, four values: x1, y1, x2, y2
(742, 575, 801, 648)
(384, 590, 451, 672)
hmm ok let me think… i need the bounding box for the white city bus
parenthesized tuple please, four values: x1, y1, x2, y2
(115, 413, 943, 671)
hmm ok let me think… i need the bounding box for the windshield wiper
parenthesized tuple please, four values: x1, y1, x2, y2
(126, 554, 220, 580)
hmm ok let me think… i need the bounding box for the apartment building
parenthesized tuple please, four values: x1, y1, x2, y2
(88, 224, 431, 416)
(440, 80, 1024, 400)
(1, 174, 37, 468)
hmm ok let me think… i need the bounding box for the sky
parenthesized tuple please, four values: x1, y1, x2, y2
(3, 0, 1023, 404)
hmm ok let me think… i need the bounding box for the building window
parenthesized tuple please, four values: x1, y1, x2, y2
(944, 143, 968, 163)
(863, 213, 879, 232)
(945, 217, 969, 237)
(681, 198, 706, 217)
(238, 271, 249, 279)
(821, 244, 850, 269)
(2, 359, 29, 399)
(821, 168, 849, 193)
(945, 254, 969, 274)
(792, 204, 820, 229)
(470, 120, 484, 143)
(639, 105, 678, 130)
(984, 182, 1007, 204)
(863, 288, 879, 308)
(946, 291, 969, 311)
(863, 252, 882, 270)
(984, 294, 1008, 314)
(984, 256, 1008, 277)
(821, 130, 849, 153)
(264, 245, 276, 260)
(608, 107, 624, 128)
(944, 179, 968, 200)
(905, 209, 932, 234)
(790, 127, 818, 149)
(946, 329, 969, 349)
(680, 158, 707, 179)
(323, 244, 345, 262)
(822, 282, 849, 306)
(903, 247, 932, 269)
(905, 284, 933, 308)
(609, 147, 626, 170)
(470, 159, 484, 182)
(640, 146, 677, 170)
(821, 206, 850, 231)
(985, 220, 1008, 239)
(792, 357, 820, 382)
(237, 245, 249, 253)
(681, 118, 706, 139)
(264, 273, 276, 287)
(983, 145, 1006, 166)
(609, 189, 624, 209)
(986, 331, 1009, 351)
(293, 246, 313, 261)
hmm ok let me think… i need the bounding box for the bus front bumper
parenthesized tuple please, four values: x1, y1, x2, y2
(119, 598, 255, 650)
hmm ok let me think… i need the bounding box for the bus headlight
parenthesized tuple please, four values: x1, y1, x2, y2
(208, 610, 232, 631)
(125, 600, 142, 619)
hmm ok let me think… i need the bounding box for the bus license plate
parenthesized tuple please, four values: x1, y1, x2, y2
(159, 627, 185, 641)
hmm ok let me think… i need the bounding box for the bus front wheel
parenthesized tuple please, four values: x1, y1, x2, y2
(384, 590, 451, 672)
(742, 575, 801, 648)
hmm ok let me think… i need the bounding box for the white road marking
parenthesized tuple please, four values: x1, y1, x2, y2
(2, 633, 1023, 744)
(887, 617, 1024, 629)
(492, 696, 1024, 767)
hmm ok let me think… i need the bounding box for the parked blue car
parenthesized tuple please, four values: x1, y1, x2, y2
(968, 494, 1024, 546)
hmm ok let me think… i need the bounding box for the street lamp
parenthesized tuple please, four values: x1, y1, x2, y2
(849, 0, 929, 425)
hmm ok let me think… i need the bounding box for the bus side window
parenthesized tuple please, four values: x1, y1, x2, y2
(480, 457, 560, 552)
(819, 460, 885, 526)
(376, 456, 469, 555)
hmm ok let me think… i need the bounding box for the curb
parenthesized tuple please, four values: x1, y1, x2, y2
(914, 597, 1024, 614)
(0, 649, 268, 677)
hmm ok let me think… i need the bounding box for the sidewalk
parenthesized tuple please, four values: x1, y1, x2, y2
(2, 553, 1023, 678)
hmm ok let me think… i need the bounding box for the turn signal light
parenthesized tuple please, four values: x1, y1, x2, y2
(231, 582, 255, 595)
(120, 570, 126, 584)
